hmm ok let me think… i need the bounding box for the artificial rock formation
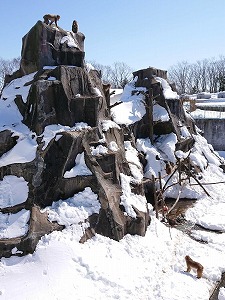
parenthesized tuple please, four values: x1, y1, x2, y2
(0, 18, 211, 258)
(0, 19, 150, 257)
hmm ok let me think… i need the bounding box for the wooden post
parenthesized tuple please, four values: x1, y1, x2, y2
(178, 159, 181, 185)
(152, 175, 158, 219)
(158, 172, 165, 218)
(146, 89, 154, 144)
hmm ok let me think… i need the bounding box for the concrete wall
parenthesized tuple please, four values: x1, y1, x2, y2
(195, 119, 225, 151)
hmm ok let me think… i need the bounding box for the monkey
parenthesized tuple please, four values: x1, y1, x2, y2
(185, 255, 203, 279)
(165, 161, 172, 175)
(72, 20, 79, 33)
(43, 14, 60, 27)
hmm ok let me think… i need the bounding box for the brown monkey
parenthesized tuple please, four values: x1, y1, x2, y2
(185, 255, 203, 278)
(43, 14, 60, 27)
(72, 20, 79, 33)
(165, 161, 172, 175)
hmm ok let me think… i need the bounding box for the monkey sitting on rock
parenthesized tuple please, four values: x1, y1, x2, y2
(43, 14, 60, 27)
(185, 255, 203, 279)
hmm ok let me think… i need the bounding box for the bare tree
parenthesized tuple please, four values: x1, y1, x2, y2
(168, 56, 225, 94)
(88, 61, 133, 88)
(110, 62, 133, 88)
(0, 57, 20, 91)
(168, 61, 192, 94)
(88, 61, 114, 85)
(217, 55, 225, 91)
(207, 58, 218, 93)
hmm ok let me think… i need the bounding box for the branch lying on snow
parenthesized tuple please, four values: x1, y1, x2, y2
(109, 101, 122, 109)
(190, 181, 225, 186)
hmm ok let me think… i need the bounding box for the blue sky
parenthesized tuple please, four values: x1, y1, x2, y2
(0, 0, 225, 71)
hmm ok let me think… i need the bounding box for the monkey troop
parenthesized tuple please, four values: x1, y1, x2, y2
(43, 14, 60, 27)
(185, 255, 203, 279)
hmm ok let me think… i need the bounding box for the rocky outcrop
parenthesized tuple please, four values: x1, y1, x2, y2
(0, 19, 151, 257)
(1, 19, 212, 258)
(4, 20, 85, 85)
(132, 68, 196, 153)
(20, 21, 85, 75)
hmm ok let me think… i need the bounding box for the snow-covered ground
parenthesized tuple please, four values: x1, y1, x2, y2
(1, 73, 225, 299)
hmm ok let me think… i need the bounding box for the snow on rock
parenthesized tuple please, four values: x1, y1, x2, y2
(180, 125, 191, 138)
(153, 104, 170, 122)
(155, 77, 179, 99)
(44, 187, 100, 227)
(155, 133, 177, 163)
(0, 73, 36, 131)
(90, 145, 108, 156)
(108, 141, 119, 152)
(193, 134, 222, 166)
(124, 141, 143, 182)
(0, 175, 29, 208)
(219, 287, 225, 300)
(60, 33, 80, 48)
(101, 120, 120, 132)
(93, 87, 102, 96)
(109, 88, 123, 106)
(0, 135, 37, 167)
(85, 62, 95, 72)
(41, 122, 91, 150)
(136, 138, 165, 178)
(0, 209, 30, 238)
(120, 173, 147, 217)
(110, 78, 146, 125)
(64, 152, 92, 178)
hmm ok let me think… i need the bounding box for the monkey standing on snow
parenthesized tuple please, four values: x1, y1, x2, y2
(185, 255, 204, 279)
(43, 14, 60, 27)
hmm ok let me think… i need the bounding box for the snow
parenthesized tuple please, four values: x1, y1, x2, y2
(0, 175, 28, 208)
(191, 109, 225, 119)
(108, 141, 119, 152)
(0, 73, 38, 166)
(0, 135, 37, 167)
(219, 288, 225, 300)
(111, 78, 146, 125)
(120, 173, 147, 218)
(0, 209, 30, 238)
(153, 104, 170, 122)
(109, 88, 123, 105)
(137, 138, 165, 178)
(43, 187, 100, 228)
(2, 73, 225, 299)
(101, 120, 120, 132)
(64, 152, 92, 178)
(90, 144, 108, 156)
(41, 123, 91, 150)
(124, 141, 143, 182)
(155, 133, 178, 163)
(60, 32, 80, 49)
(155, 77, 179, 99)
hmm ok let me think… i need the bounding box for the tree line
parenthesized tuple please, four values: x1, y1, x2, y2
(168, 56, 225, 95)
(0, 58, 133, 92)
(0, 57, 20, 91)
(1, 56, 225, 95)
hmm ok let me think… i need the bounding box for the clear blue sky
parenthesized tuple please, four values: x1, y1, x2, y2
(1, 0, 225, 71)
